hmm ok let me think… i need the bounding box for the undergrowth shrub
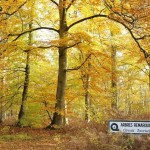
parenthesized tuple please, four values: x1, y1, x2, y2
(60, 120, 150, 150)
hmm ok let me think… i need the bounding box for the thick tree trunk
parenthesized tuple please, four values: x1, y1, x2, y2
(50, 0, 68, 128)
(51, 48, 67, 127)
(17, 23, 32, 126)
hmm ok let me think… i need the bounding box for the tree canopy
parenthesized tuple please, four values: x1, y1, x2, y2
(0, 0, 150, 128)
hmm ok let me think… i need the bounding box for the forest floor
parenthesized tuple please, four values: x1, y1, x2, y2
(0, 121, 150, 150)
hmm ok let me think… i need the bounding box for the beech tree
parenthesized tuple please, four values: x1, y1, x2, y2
(17, 23, 32, 126)
(0, 0, 149, 128)
(104, 0, 150, 88)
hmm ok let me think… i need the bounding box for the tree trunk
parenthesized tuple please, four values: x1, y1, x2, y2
(50, 0, 68, 128)
(0, 67, 5, 123)
(17, 23, 32, 126)
(0, 102, 2, 123)
(85, 86, 90, 122)
(17, 51, 30, 126)
(80, 54, 91, 122)
(0, 78, 3, 123)
(85, 61, 91, 122)
(110, 32, 118, 110)
(148, 65, 150, 91)
(50, 47, 67, 127)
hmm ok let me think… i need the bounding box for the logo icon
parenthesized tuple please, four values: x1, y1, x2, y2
(111, 123, 119, 131)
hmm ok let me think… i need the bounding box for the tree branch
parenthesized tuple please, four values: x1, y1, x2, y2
(108, 16, 150, 63)
(8, 27, 59, 41)
(66, 41, 82, 49)
(0, 1, 27, 22)
(66, 54, 92, 72)
(6, 1, 27, 16)
(38, 45, 56, 49)
(103, 0, 150, 65)
(66, 0, 76, 11)
(120, 62, 149, 76)
(43, 101, 53, 122)
(68, 12, 149, 63)
(136, 35, 150, 40)
(50, 0, 58, 6)
(67, 14, 107, 30)
(67, 9, 149, 66)
(38, 42, 81, 49)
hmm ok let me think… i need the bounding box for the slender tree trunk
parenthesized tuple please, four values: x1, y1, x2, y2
(0, 60, 6, 123)
(110, 32, 118, 110)
(148, 64, 150, 91)
(50, 0, 68, 128)
(85, 60, 91, 122)
(111, 46, 117, 109)
(85, 83, 90, 122)
(0, 98, 2, 123)
(64, 99, 69, 124)
(79, 54, 91, 122)
(0, 77, 3, 123)
(17, 51, 30, 126)
(128, 89, 133, 115)
(17, 23, 32, 126)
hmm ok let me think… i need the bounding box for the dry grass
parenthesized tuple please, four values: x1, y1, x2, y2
(0, 119, 150, 150)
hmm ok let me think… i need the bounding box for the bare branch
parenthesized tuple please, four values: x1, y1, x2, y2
(43, 101, 53, 122)
(66, 0, 76, 11)
(50, 0, 58, 6)
(67, 14, 107, 30)
(66, 54, 92, 72)
(66, 41, 81, 49)
(136, 35, 150, 40)
(8, 27, 59, 41)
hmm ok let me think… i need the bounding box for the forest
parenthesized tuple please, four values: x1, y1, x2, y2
(0, 0, 150, 149)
